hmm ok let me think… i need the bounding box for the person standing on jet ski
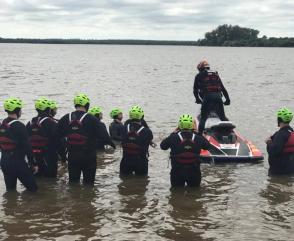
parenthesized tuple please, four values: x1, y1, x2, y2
(266, 108, 294, 175)
(193, 60, 230, 135)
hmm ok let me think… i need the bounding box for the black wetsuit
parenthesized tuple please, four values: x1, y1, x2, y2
(97, 121, 115, 150)
(194, 69, 230, 134)
(109, 120, 124, 143)
(120, 120, 153, 175)
(160, 131, 210, 187)
(26, 115, 65, 178)
(57, 110, 114, 185)
(267, 126, 294, 175)
(0, 118, 38, 192)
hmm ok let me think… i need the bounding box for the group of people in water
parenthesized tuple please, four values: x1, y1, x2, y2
(0, 59, 293, 193)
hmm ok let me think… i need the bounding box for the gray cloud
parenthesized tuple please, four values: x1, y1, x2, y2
(0, 0, 293, 40)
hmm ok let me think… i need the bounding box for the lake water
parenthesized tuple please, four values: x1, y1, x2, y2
(0, 44, 293, 241)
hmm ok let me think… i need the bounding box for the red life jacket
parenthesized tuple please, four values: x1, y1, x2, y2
(0, 120, 19, 151)
(122, 124, 145, 155)
(200, 70, 222, 93)
(28, 117, 49, 154)
(283, 131, 294, 154)
(66, 113, 88, 147)
(174, 132, 199, 164)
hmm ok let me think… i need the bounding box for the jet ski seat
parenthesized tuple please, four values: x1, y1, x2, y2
(211, 121, 237, 144)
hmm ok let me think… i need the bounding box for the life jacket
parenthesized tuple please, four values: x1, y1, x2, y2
(66, 112, 88, 147)
(28, 117, 50, 154)
(173, 132, 199, 164)
(282, 130, 294, 154)
(199, 70, 222, 93)
(122, 124, 145, 155)
(0, 120, 19, 151)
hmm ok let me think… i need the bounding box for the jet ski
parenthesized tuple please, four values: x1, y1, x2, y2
(196, 113, 264, 163)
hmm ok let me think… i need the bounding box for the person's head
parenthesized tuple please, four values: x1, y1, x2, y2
(88, 106, 103, 120)
(49, 100, 58, 117)
(178, 114, 193, 131)
(197, 59, 210, 71)
(35, 97, 51, 116)
(110, 108, 123, 121)
(277, 107, 293, 127)
(74, 93, 90, 112)
(4, 97, 23, 119)
(129, 106, 144, 121)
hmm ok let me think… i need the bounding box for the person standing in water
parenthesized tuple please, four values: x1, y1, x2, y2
(160, 114, 211, 187)
(120, 106, 153, 176)
(194, 59, 230, 134)
(0, 97, 38, 192)
(88, 106, 115, 150)
(266, 108, 294, 175)
(109, 108, 124, 145)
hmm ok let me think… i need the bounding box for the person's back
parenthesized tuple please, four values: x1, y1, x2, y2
(194, 60, 230, 134)
(266, 108, 294, 175)
(0, 97, 38, 192)
(160, 114, 210, 187)
(57, 93, 110, 185)
(120, 106, 153, 176)
(109, 108, 124, 144)
(26, 97, 62, 177)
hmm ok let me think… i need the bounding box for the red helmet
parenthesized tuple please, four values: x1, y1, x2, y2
(197, 59, 210, 70)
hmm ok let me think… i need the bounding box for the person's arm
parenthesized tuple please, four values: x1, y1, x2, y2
(219, 77, 230, 105)
(16, 122, 36, 167)
(267, 130, 290, 156)
(96, 120, 116, 149)
(193, 74, 202, 103)
(160, 134, 173, 150)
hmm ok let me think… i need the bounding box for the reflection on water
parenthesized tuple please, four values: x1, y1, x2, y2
(0, 44, 294, 240)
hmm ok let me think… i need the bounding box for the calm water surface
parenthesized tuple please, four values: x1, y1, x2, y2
(0, 44, 293, 240)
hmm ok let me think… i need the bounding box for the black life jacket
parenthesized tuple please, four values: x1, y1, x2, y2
(283, 130, 294, 154)
(66, 112, 88, 147)
(200, 70, 222, 93)
(0, 120, 19, 151)
(28, 117, 50, 154)
(173, 132, 199, 164)
(122, 124, 145, 155)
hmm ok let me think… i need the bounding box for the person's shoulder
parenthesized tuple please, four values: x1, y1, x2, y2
(59, 113, 70, 121)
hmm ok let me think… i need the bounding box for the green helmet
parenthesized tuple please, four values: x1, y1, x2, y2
(129, 106, 144, 120)
(178, 114, 193, 130)
(4, 97, 23, 112)
(277, 107, 293, 123)
(88, 106, 103, 116)
(35, 97, 51, 111)
(74, 93, 90, 106)
(110, 108, 123, 118)
(49, 100, 57, 110)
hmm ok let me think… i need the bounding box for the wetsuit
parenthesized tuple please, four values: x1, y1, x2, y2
(267, 126, 294, 175)
(0, 118, 38, 192)
(26, 115, 65, 178)
(194, 69, 230, 134)
(160, 131, 210, 187)
(120, 120, 153, 175)
(109, 120, 124, 144)
(57, 110, 114, 184)
(97, 121, 115, 150)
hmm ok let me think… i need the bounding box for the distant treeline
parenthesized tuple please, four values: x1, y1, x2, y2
(0, 38, 197, 46)
(1, 25, 294, 47)
(197, 24, 294, 47)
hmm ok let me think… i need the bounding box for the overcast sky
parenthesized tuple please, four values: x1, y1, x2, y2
(0, 0, 293, 40)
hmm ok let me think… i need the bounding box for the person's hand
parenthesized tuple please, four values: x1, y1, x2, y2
(265, 137, 272, 145)
(32, 165, 39, 174)
(195, 99, 202, 104)
(224, 99, 230, 105)
(150, 142, 157, 148)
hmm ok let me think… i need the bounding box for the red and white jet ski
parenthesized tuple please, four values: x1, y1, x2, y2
(196, 114, 264, 163)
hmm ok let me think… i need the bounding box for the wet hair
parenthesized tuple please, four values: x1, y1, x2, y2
(75, 103, 90, 111)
